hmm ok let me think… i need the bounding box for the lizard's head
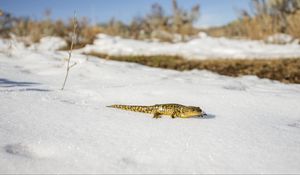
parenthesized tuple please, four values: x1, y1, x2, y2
(183, 106, 206, 118)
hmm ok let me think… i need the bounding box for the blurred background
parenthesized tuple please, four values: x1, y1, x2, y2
(1, 0, 300, 83)
(1, 0, 299, 44)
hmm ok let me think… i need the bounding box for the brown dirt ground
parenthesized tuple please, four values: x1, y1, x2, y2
(87, 52, 300, 84)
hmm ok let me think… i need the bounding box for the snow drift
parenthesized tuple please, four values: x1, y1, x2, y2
(80, 33, 300, 59)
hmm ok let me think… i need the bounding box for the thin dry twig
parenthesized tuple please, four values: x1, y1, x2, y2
(61, 11, 77, 90)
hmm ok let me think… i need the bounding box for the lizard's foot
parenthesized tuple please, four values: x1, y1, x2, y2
(153, 113, 162, 119)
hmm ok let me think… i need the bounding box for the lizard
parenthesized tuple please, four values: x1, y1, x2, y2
(107, 103, 206, 119)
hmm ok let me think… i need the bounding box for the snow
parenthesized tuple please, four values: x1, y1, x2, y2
(265, 33, 299, 45)
(0, 38, 25, 54)
(80, 33, 300, 59)
(1, 37, 300, 173)
(30, 36, 67, 51)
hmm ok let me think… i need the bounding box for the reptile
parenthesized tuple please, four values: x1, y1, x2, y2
(107, 103, 206, 118)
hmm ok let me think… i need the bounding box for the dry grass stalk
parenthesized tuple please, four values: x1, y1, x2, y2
(61, 12, 77, 90)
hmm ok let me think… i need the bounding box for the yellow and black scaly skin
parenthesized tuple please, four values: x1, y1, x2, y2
(107, 104, 206, 119)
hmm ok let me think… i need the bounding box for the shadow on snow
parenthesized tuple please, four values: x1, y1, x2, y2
(0, 78, 50, 92)
(191, 113, 216, 119)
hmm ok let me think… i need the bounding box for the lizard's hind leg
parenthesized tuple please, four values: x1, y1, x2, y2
(153, 112, 162, 119)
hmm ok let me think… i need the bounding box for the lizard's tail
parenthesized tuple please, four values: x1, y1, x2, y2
(107, 104, 154, 114)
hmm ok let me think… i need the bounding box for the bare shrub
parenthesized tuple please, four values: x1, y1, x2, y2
(99, 0, 200, 42)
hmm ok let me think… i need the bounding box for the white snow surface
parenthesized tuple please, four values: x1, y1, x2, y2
(1, 38, 300, 173)
(80, 33, 300, 59)
(265, 33, 299, 45)
(30, 36, 67, 51)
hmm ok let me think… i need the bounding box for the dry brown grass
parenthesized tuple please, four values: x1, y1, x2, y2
(287, 11, 300, 39)
(206, 0, 300, 40)
(95, 0, 200, 42)
(206, 12, 300, 40)
(9, 17, 101, 48)
(87, 52, 300, 84)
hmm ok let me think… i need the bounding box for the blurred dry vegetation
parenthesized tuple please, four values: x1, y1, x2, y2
(0, 9, 101, 48)
(102, 0, 200, 42)
(0, 0, 200, 46)
(206, 0, 300, 41)
(1, 0, 300, 45)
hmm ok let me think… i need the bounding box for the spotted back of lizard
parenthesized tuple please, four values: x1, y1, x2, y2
(107, 103, 205, 118)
